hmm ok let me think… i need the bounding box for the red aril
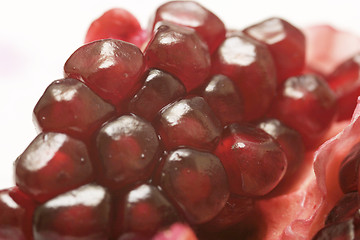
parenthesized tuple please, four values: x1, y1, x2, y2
(243, 17, 306, 83)
(325, 192, 360, 225)
(85, 8, 147, 48)
(338, 142, 360, 193)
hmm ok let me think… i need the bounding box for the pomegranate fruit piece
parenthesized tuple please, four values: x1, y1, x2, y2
(33, 78, 116, 139)
(211, 32, 277, 121)
(155, 96, 222, 151)
(327, 53, 360, 121)
(14, 132, 93, 203)
(244, 18, 305, 83)
(214, 123, 287, 197)
(0, 187, 36, 240)
(128, 69, 186, 122)
(145, 22, 211, 92)
(158, 148, 229, 225)
(256, 118, 305, 181)
(115, 184, 180, 238)
(270, 74, 338, 149)
(325, 192, 360, 226)
(338, 141, 360, 193)
(33, 184, 111, 240)
(202, 74, 244, 126)
(96, 115, 159, 190)
(85, 8, 147, 48)
(64, 39, 145, 108)
(150, 1, 226, 54)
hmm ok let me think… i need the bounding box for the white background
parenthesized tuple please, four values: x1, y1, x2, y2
(0, 0, 359, 189)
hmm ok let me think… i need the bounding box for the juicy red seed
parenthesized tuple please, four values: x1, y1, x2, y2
(85, 8, 147, 48)
(145, 22, 211, 92)
(211, 32, 277, 121)
(338, 142, 360, 194)
(155, 96, 222, 151)
(33, 78, 116, 139)
(33, 184, 111, 240)
(325, 192, 360, 226)
(327, 53, 360, 121)
(151, 1, 226, 54)
(158, 148, 229, 224)
(115, 184, 180, 238)
(96, 115, 159, 190)
(214, 123, 287, 197)
(312, 218, 360, 240)
(256, 118, 305, 180)
(200, 194, 254, 232)
(270, 74, 338, 149)
(202, 74, 244, 126)
(0, 187, 36, 240)
(128, 69, 186, 122)
(14, 132, 93, 203)
(64, 39, 145, 108)
(243, 18, 305, 83)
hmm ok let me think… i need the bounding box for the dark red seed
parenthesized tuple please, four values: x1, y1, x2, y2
(145, 22, 211, 92)
(211, 32, 277, 121)
(158, 148, 229, 224)
(243, 18, 305, 83)
(214, 123, 287, 197)
(0, 187, 36, 240)
(96, 115, 159, 190)
(156, 96, 222, 151)
(128, 69, 186, 122)
(339, 142, 360, 194)
(327, 53, 360, 121)
(64, 39, 145, 108)
(15, 132, 93, 203)
(114, 184, 180, 238)
(202, 74, 244, 126)
(312, 217, 360, 240)
(33, 78, 116, 139)
(150, 1, 226, 53)
(270, 74, 338, 149)
(325, 192, 360, 226)
(33, 184, 111, 240)
(85, 8, 147, 48)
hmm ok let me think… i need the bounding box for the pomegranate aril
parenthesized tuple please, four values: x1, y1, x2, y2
(312, 217, 360, 240)
(214, 123, 287, 197)
(338, 142, 360, 194)
(64, 39, 145, 108)
(155, 96, 222, 151)
(158, 148, 229, 225)
(256, 118, 305, 180)
(211, 32, 277, 121)
(96, 115, 159, 190)
(33, 78, 116, 139)
(85, 8, 147, 48)
(325, 192, 360, 226)
(153, 223, 198, 240)
(270, 74, 338, 149)
(14, 132, 93, 203)
(150, 1, 226, 54)
(327, 53, 360, 121)
(243, 18, 305, 83)
(202, 74, 244, 126)
(0, 187, 36, 240)
(115, 184, 180, 238)
(145, 22, 211, 92)
(33, 184, 111, 240)
(128, 69, 186, 122)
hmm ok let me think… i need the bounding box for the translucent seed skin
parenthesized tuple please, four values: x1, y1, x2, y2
(211, 33, 277, 121)
(244, 17, 306, 83)
(145, 22, 211, 92)
(158, 148, 229, 225)
(33, 78, 116, 140)
(15, 132, 93, 203)
(96, 115, 160, 190)
(214, 123, 287, 197)
(151, 1, 226, 53)
(64, 39, 145, 108)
